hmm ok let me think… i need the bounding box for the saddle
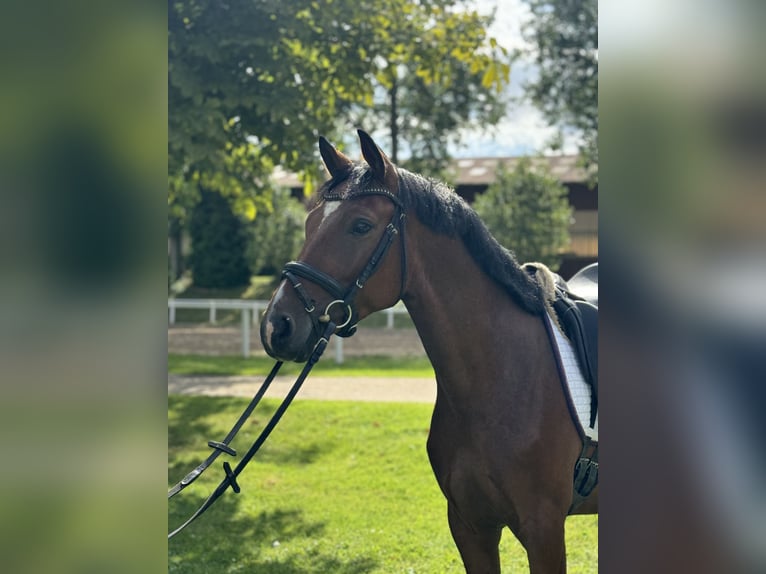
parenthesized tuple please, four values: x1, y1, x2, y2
(551, 263, 598, 428)
(523, 262, 599, 512)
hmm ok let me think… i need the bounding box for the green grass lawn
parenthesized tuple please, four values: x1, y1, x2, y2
(168, 354, 435, 378)
(168, 396, 598, 573)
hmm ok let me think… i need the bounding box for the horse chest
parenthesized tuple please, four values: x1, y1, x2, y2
(428, 413, 512, 505)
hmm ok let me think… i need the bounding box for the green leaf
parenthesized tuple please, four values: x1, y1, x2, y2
(481, 65, 497, 89)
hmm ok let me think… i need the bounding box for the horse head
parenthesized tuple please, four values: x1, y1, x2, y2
(260, 130, 407, 362)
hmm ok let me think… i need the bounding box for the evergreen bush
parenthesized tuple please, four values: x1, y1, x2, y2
(473, 158, 572, 270)
(188, 189, 251, 288)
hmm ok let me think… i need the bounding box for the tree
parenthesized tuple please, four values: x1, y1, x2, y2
(169, 0, 376, 224)
(245, 188, 306, 277)
(345, 1, 511, 174)
(473, 158, 572, 270)
(169, 0, 511, 283)
(168, 0, 375, 282)
(522, 0, 598, 174)
(169, 0, 511, 222)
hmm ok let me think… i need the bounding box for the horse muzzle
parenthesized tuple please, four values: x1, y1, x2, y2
(260, 285, 316, 363)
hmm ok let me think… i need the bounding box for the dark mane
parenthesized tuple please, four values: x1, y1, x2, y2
(396, 168, 544, 315)
(316, 164, 544, 314)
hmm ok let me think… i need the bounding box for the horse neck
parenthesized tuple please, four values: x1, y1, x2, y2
(401, 219, 550, 410)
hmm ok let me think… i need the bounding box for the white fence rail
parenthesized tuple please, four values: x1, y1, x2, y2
(168, 298, 409, 362)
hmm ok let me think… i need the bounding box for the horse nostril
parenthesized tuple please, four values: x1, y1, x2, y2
(275, 315, 293, 339)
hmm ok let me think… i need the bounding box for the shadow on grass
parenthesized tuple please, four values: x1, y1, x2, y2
(167, 442, 330, 488)
(254, 439, 331, 465)
(169, 494, 322, 553)
(168, 396, 262, 450)
(169, 396, 332, 477)
(169, 492, 377, 573)
(244, 554, 378, 573)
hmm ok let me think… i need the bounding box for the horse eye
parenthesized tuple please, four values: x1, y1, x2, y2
(351, 219, 373, 236)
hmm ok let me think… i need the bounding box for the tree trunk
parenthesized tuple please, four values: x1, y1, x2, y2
(168, 218, 184, 282)
(389, 76, 398, 164)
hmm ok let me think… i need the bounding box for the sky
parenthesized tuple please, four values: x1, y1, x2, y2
(450, 0, 581, 158)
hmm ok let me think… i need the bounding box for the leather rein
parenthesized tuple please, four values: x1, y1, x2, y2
(168, 183, 407, 540)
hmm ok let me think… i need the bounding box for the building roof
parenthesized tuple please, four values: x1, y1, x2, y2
(272, 154, 591, 189)
(449, 155, 589, 185)
(271, 165, 303, 189)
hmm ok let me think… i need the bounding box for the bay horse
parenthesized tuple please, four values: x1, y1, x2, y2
(260, 130, 597, 573)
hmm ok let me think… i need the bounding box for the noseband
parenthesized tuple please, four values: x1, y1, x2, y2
(282, 185, 407, 339)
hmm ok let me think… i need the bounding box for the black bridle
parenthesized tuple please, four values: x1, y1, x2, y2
(168, 181, 407, 540)
(282, 185, 407, 339)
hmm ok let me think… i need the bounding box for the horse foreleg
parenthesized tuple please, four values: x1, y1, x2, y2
(516, 509, 567, 574)
(448, 504, 502, 574)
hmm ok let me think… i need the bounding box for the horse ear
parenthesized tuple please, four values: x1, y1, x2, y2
(357, 129, 392, 182)
(319, 136, 353, 178)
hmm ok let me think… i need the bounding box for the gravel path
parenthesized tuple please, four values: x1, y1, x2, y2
(168, 325, 435, 402)
(168, 374, 437, 403)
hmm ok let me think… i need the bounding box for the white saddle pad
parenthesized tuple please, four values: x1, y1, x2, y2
(547, 312, 598, 442)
